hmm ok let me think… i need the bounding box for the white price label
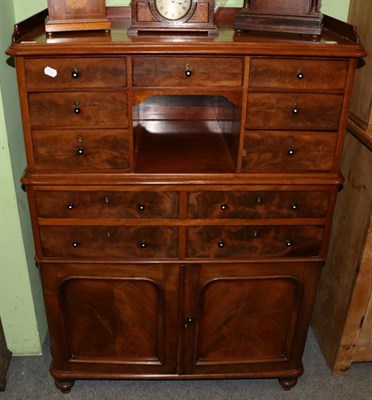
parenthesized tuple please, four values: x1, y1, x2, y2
(44, 66, 58, 78)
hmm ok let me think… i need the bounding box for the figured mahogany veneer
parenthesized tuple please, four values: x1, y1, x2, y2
(7, 7, 365, 393)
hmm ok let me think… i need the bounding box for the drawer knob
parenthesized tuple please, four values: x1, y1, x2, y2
(286, 240, 293, 247)
(72, 241, 79, 248)
(292, 99, 299, 115)
(140, 241, 148, 248)
(218, 240, 225, 248)
(71, 65, 79, 79)
(297, 68, 304, 80)
(74, 99, 81, 114)
(290, 202, 298, 210)
(185, 64, 192, 77)
(288, 148, 295, 156)
(184, 316, 193, 328)
(257, 195, 264, 204)
(67, 203, 75, 210)
(138, 204, 145, 211)
(220, 204, 228, 211)
(77, 148, 84, 156)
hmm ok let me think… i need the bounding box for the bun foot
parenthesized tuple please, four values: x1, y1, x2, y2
(55, 380, 75, 393)
(278, 377, 298, 391)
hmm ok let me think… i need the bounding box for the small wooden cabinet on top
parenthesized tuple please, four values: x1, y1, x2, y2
(6, 6, 365, 393)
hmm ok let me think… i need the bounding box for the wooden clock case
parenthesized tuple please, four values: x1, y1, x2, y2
(234, 0, 323, 36)
(128, 0, 217, 35)
(45, 0, 111, 34)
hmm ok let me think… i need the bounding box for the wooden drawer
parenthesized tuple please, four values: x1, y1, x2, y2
(39, 226, 178, 259)
(246, 93, 343, 130)
(132, 57, 244, 88)
(249, 59, 348, 90)
(187, 225, 323, 258)
(242, 131, 337, 171)
(25, 57, 127, 89)
(32, 129, 129, 170)
(188, 190, 330, 219)
(35, 190, 179, 219)
(28, 92, 128, 127)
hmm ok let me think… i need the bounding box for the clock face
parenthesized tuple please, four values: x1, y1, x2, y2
(66, 0, 88, 10)
(155, 0, 192, 21)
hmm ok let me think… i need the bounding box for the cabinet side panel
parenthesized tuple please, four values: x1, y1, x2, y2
(312, 133, 372, 372)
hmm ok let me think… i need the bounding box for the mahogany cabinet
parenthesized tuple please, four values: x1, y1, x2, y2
(7, 7, 365, 393)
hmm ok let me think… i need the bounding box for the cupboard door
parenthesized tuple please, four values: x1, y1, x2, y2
(181, 262, 322, 376)
(41, 263, 180, 375)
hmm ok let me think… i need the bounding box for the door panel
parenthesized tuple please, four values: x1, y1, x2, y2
(41, 263, 180, 375)
(181, 262, 321, 375)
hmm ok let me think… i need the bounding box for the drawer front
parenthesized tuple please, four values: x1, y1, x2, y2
(39, 226, 178, 259)
(249, 59, 348, 90)
(188, 190, 330, 219)
(246, 93, 343, 130)
(25, 57, 127, 89)
(29, 92, 128, 127)
(242, 131, 337, 171)
(187, 225, 323, 258)
(32, 129, 129, 170)
(132, 57, 244, 88)
(35, 191, 179, 219)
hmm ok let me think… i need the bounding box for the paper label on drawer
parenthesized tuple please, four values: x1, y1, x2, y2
(44, 66, 58, 78)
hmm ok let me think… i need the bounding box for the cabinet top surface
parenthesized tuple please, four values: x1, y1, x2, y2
(7, 8, 366, 58)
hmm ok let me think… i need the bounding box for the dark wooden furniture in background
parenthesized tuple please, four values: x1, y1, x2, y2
(312, 0, 372, 375)
(7, 7, 365, 393)
(234, 0, 323, 36)
(45, 0, 111, 34)
(0, 318, 12, 391)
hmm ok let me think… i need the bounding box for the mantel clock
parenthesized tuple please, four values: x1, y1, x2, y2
(128, 0, 217, 35)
